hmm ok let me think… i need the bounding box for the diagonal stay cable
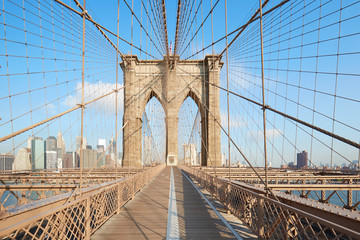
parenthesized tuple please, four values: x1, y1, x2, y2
(174, 65, 280, 200)
(185, 0, 290, 60)
(55, 0, 158, 60)
(176, 66, 360, 153)
(123, 0, 164, 56)
(179, 0, 221, 57)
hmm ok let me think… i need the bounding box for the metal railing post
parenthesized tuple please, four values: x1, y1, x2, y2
(85, 196, 91, 240)
(256, 197, 265, 239)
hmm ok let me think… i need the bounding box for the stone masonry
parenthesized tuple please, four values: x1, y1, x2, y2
(120, 55, 223, 167)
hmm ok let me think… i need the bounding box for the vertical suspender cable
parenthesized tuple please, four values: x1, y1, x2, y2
(115, 0, 120, 184)
(80, 0, 86, 197)
(131, 0, 134, 54)
(225, 0, 231, 213)
(259, 0, 268, 196)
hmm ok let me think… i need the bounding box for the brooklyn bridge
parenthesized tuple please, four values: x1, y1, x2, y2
(0, 0, 360, 239)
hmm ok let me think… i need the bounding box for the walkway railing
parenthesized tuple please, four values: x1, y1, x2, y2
(0, 164, 165, 240)
(180, 165, 360, 240)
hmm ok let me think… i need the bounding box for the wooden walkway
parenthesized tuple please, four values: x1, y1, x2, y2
(91, 167, 256, 240)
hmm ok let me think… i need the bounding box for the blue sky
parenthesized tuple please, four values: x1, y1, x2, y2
(1, 0, 360, 168)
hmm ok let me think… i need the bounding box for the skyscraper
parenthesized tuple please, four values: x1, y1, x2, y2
(31, 137, 46, 170)
(297, 150, 308, 169)
(184, 144, 197, 166)
(45, 136, 57, 151)
(27, 136, 34, 149)
(98, 139, 107, 150)
(57, 131, 66, 169)
(109, 139, 116, 164)
(221, 153, 227, 166)
(46, 136, 58, 169)
(46, 151, 57, 169)
(83, 148, 97, 168)
(97, 145, 105, 167)
(76, 136, 87, 151)
(0, 153, 14, 171)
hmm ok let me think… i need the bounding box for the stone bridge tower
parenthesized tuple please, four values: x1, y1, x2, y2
(120, 55, 223, 167)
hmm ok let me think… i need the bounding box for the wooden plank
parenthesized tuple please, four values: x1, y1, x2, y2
(91, 168, 170, 239)
(92, 167, 256, 239)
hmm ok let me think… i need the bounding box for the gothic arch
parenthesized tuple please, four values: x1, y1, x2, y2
(121, 54, 223, 167)
(140, 89, 165, 118)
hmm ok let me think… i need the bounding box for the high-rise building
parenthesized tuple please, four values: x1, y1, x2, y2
(27, 136, 34, 149)
(97, 145, 105, 167)
(98, 139, 107, 150)
(76, 136, 87, 151)
(63, 152, 80, 169)
(45, 136, 57, 152)
(184, 144, 197, 166)
(221, 153, 227, 166)
(105, 154, 113, 167)
(31, 137, 46, 170)
(83, 148, 97, 168)
(0, 153, 15, 171)
(57, 148, 63, 169)
(46, 151, 57, 169)
(109, 139, 116, 161)
(297, 150, 308, 169)
(57, 131, 66, 169)
(45, 137, 57, 169)
(63, 152, 73, 168)
(13, 148, 31, 170)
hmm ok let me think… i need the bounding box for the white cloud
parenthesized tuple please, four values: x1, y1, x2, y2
(47, 103, 57, 114)
(64, 81, 124, 114)
(255, 128, 282, 139)
(220, 111, 245, 128)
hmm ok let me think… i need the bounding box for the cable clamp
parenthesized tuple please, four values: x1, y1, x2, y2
(77, 104, 86, 109)
(261, 105, 269, 110)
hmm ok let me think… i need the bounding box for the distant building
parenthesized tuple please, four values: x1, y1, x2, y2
(86, 145, 92, 150)
(184, 144, 197, 166)
(46, 151, 57, 169)
(45, 136, 57, 152)
(57, 148, 63, 169)
(105, 154, 113, 167)
(63, 152, 80, 168)
(76, 136, 87, 151)
(63, 152, 73, 168)
(97, 152, 105, 167)
(27, 136, 34, 149)
(13, 148, 31, 170)
(83, 148, 97, 168)
(297, 151, 308, 169)
(0, 153, 15, 171)
(45, 136, 57, 169)
(109, 139, 116, 162)
(221, 153, 226, 166)
(57, 131, 66, 169)
(197, 152, 201, 166)
(31, 137, 46, 170)
(97, 145, 105, 167)
(98, 139, 107, 150)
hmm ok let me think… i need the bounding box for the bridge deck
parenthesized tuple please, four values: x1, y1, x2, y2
(91, 167, 256, 240)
